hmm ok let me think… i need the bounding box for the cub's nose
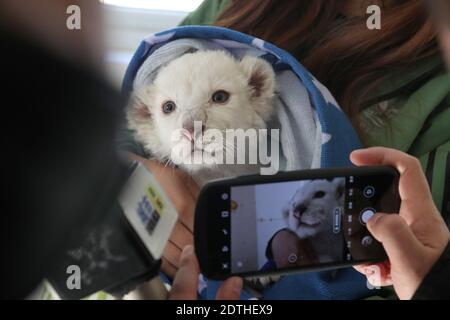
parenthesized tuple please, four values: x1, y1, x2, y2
(184, 126, 195, 139)
(183, 124, 205, 141)
(293, 204, 307, 219)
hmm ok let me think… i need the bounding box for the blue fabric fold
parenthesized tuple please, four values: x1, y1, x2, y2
(122, 25, 372, 300)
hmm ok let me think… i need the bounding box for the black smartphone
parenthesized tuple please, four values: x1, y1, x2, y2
(194, 166, 400, 280)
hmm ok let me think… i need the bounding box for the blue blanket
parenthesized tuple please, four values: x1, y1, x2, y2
(122, 25, 377, 300)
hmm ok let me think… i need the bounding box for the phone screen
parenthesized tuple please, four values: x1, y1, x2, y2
(195, 167, 400, 279)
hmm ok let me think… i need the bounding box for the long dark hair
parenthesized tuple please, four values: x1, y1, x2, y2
(215, 0, 441, 135)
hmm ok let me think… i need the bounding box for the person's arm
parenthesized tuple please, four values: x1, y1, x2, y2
(413, 241, 450, 300)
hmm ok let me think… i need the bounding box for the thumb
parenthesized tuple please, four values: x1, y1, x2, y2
(216, 277, 242, 300)
(169, 246, 200, 300)
(367, 213, 423, 265)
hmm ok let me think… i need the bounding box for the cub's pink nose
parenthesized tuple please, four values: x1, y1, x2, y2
(183, 124, 205, 141)
(293, 205, 307, 219)
(185, 126, 195, 139)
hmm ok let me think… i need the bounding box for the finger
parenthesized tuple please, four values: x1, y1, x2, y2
(170, 221, 194, 250)
(367, 213, 424, 266)
(354, 262, 391, 287)
(216, 277, 243, 300)
(353, 264, 372, 274)
(365, 263, 392, 287)
(351, 148, 433, 222)
(169, 246, 200, 300)
(163, 241, 183, 269)
(161, 257, 177, 279)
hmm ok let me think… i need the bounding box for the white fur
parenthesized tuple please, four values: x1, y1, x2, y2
(127, 50, 277, 186)
(283, 179, 345, 262)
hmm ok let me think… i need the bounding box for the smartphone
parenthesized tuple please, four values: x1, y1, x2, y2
(194, 166, 400, 280)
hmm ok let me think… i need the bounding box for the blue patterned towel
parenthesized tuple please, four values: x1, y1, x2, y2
(122, 25, 377, 300)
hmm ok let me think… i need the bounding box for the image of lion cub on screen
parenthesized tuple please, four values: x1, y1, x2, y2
(282, 178, 345, 263)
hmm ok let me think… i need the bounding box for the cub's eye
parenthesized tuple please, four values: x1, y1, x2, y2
(162, 101, 176, 114)
(212, 90, 230, 104)
(313, 191, 326, 199)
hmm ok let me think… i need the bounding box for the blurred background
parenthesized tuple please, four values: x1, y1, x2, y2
(102, 0, 203, 86)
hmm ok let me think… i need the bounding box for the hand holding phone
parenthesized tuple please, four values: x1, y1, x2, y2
(351, 148, 450, 300)
(195, 163, 401, 280)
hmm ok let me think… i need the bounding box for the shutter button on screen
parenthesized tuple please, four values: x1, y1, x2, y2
(360, 208, 376, 225)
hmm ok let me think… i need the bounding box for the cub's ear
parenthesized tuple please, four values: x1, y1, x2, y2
(332, 178, 345, 201)
(126, 87, 153, 128)
(239, 56, 276, 100)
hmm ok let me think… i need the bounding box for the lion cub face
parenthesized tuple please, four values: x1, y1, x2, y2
(127, 50, 276, 173)
(283, 179, 344, 239)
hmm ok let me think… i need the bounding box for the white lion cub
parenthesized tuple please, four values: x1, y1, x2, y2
(127, 50, 277, 186)
(283, 179, 345, 263)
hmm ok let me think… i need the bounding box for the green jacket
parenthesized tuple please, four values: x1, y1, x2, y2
(180, 0, 450, 222)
